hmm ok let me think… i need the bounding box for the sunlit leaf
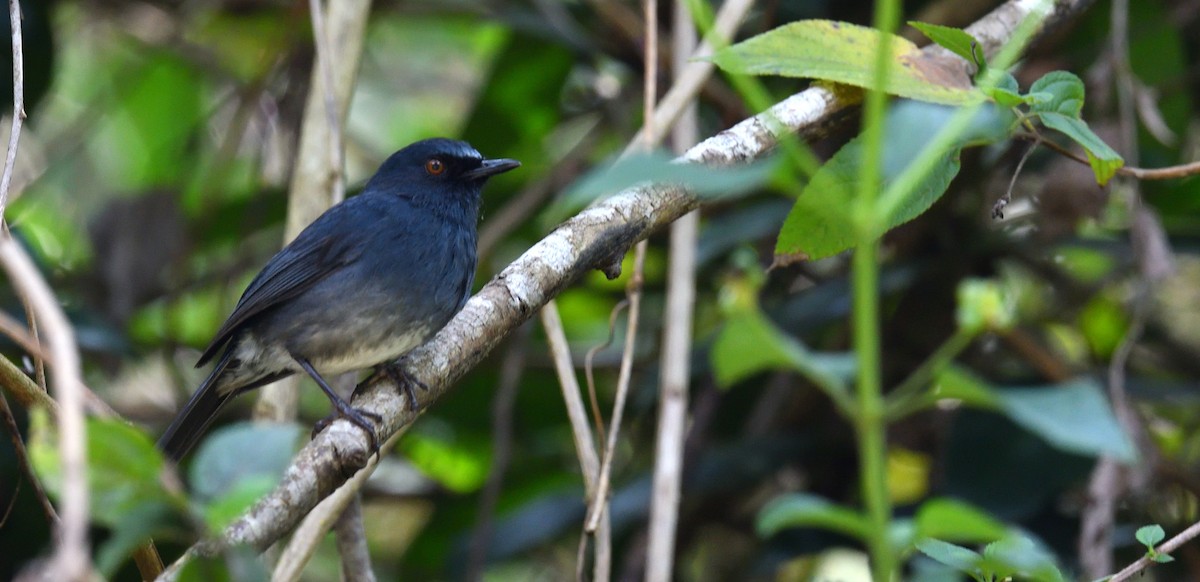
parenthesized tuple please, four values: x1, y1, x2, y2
(915, 498, 1007, 543)
(402, 420, 492, 492)
(713, 20, 981, 105)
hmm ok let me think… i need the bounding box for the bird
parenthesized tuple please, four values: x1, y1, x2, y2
(157, 138, 519, 461)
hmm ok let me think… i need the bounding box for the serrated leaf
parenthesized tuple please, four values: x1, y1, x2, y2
(916, 538, 983, 574)
(1029, 71, 1085, 117)
(775, 111, 960, 261)
(1136, 524, 1166, 547)
(713, 20, 981, 105)
(916, 498, 1007, 543)
(996, 378, 1137, 462)
(757, 493, 872, 539)
(909, 21, 985, 71)
(1038, 112, 1124, 185)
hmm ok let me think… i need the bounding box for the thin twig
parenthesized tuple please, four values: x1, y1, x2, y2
(0, 238, 89, 579)
(0, 0, 24, 219)
(635, 0, 755, 147)
(1019, 132, 1200, 180)
(306, 0, 345, 203)
(585, 242, 647, 534)
(539, 300, 609, 582)
(1110, 520, 1200, 582)
(583, 299, 629, 445)
(644, 3, 699, 579)
(272, 427, 406, 582)
(333, 497, 375, 582)
(0, 390, 57, 525)
(992, 139, 1038, 219)
(583, 0, 658, 538)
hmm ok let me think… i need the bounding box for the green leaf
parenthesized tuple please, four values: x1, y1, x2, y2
(1038, 112, 1124, 185)
(932, 366, 1001, 409)
(201, 474, 278, 535)
(1029, 71, 1085, 117)
(402, 420, 493, 492)
(981, 535, 1067, 582)
(915, 538, 983, 574)
(189, 422, 301, 501)
(982, 71, 1024, 107)
(956, 279, 1015, 333)
(909, 22, 985, 71)
(1152, 553, 1175, 563)
(915, 498, 1007, 543)
(775, 111, 960, 261)
(1136, 524, 1166, 547)
(96, 501, 175, 576)
(996, 378, 1137, 462)
(549, 150, 776, 224)
(757, 493, 872, 539)
(712, 20, 981, 105)
(711, 308, 850, 399)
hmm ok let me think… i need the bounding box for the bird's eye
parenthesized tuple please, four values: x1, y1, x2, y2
(425, 159, 446, 175)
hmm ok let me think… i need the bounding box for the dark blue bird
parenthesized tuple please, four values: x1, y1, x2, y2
(157, 138, 519, 461)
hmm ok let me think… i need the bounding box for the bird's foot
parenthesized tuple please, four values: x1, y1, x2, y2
(370, 361, 428, 411)
(312, 400, 383, 456)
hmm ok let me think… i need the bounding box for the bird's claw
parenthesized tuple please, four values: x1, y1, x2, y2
(372, 361, 428, 411)
(312, 401, 383, 457)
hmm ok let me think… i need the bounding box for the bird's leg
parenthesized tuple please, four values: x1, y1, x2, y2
(295, 356, 382, 454)
(368, 358, 428, 411)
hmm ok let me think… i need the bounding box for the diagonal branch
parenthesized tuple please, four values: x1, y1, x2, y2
(158, 0, 1095, 574)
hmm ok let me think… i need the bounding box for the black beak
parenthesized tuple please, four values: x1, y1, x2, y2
(464, 158, 521, 181)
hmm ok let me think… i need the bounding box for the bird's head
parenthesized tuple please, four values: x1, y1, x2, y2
(366, 138, 520, 208)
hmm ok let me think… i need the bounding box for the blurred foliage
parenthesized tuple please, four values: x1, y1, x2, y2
(0, 0, 1198, 581)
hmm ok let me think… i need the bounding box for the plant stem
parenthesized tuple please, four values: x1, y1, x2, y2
(851, 242, 894, 581)
(885, 327, 977, 420)
(854, 0, 902, 577)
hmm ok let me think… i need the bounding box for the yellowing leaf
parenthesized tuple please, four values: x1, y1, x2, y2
(713, 20, 982, 105)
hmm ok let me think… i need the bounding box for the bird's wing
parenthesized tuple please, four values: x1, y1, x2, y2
(197, 204, 369, 366)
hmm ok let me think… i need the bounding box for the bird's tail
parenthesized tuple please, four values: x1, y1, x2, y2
(157, 350, 238, 462)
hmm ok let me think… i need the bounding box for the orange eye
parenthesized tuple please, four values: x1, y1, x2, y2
(425, 159, 445, 175)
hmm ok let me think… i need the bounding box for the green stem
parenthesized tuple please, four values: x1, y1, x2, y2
(851, 242, 893, 581)
(855, 0, 902, 577)
(885, 327, 977, 420)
